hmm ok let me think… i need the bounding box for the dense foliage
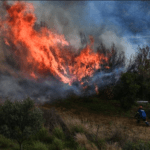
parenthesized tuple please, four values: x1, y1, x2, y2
(0, 97, 44, 150)
(95, 45, 150, 110)
(112, 46, 150, 110)
(113, 72, 140, 110)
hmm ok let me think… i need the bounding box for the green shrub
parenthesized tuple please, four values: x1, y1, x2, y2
(0, 134, 17, 149)
(31, 126, 53, 143)
(64, 137, 78, 149)
(53, 137, 65, 150)
(76, 145, 86, 150)
(23, 141, 49, 150)
(123, 141, 150, 150)
(0, 97, 44, 150)
(122, 141, 135, 150)
(71, 125, 85, 134)
(120, 96, 136, 110)
(134, 142, 149, 150)
(31, 141, 48, 150)
(146, 141, 150, 147)
(53, 127, 65, 140)
(22, 139, 35, 149)
(49, 138, 80, 150)
(96, 138, 106, 150)
(113, 72, 140, 110)
(47, 143, 57, 150)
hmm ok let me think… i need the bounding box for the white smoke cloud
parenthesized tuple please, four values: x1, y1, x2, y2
(33, 1, 82, 50)
(98, 30, 136, 68)
(30, 1, 137, 63)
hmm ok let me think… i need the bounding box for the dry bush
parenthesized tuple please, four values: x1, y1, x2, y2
(105, 142, 122, 150)
(75, 133, 99, 150)
(40, 107, 73, 139)
(75, 133, 88, 146)
(63, 114, 108, 139)
(108, 124, 129, 147)
(64, 115, 83, 128)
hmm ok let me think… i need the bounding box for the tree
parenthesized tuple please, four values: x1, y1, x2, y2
(126, 46, 150, 99)
(114, 72, 140, 110)
(97, 43, 126, 70)
(0, 97, 44, 150)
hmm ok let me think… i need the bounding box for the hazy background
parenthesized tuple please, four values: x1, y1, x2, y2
(0, 1, 149, 103)
(32, 1, 150, 60)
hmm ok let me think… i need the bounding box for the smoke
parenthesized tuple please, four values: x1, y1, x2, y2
(0, 1, 136, 104)
(33, 1, 136, 59)
(33, 1, 83, 50)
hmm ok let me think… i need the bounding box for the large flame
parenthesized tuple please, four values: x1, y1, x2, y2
(0, 1, 110, 87)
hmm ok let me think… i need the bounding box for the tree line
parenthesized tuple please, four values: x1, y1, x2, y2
(97, 44, 150, 110)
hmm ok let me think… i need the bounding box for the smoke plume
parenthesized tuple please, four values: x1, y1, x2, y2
(0, 1, 128, 104)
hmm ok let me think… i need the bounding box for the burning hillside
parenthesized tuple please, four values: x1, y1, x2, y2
(0, 1, 125, 103)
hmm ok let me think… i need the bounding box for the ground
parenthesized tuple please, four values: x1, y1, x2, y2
(40, 98, 150, 143)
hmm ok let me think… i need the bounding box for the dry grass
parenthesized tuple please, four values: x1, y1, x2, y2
(105, 142, 122, 150)
(39, 105, 150, 150)
(53, 107, 150, 148)
(75, 133, 99, 150)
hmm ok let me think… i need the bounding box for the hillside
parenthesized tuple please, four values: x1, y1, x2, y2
(38, 96, 150, 149)
(0, 97, 150, 150)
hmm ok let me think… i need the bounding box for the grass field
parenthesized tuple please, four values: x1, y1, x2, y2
(0, 96, 150, 150)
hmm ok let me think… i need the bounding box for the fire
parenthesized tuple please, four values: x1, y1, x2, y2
(95, 84, 99, 95)
(105, 66, 110, 69)
(30, 72, 37, 79)
(83, 85, 88, 90)
(4, 38, 10, 46)
(0, 1, 110, 87)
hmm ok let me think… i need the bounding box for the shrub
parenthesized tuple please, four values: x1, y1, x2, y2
(31, 126, 53, 143)
(0, 134, 17, 149)
(29, 141, 48, 150)
(108, 127, 128, 147)
(122, 141, 135, 150)
(123, 141, 150, 150)
(0, 97, 44, 150)
(53, 126, 66, 140)
(71, 125, 85, 134)
(114, 72, 140, 110)
(96, 138, 106, 150)
(120, 96, 136, 110)
(76, 145, 87, 150)
(53, 137, 65, 150)
(64, 137, 78, 149)
(134, 141, 149, 150)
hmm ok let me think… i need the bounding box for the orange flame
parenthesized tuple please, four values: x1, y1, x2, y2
(105, 66, 110, 69)
(94, 84, 99, 95)
(83, 85, 88, 90)
(1, 1, 110, 86)
(4, 38, 10, 46)
(30, 72, 37, 79)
